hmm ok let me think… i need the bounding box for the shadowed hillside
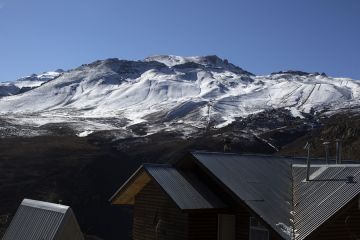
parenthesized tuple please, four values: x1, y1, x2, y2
(0, 111, 359, 239)
(0, 136, 141, 239)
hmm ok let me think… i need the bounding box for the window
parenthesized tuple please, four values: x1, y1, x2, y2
(249, 216, 269, 240)
(218, 214, 236, 240)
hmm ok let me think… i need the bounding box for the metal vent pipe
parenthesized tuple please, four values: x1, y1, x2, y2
(335, 139, 342, 164)
(323, 142, 330, 164)
(304, 142, 311, 181)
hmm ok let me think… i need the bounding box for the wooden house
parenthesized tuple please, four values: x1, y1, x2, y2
(110, 152, 360, 240)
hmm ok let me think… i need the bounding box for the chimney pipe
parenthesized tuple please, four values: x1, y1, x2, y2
(223, 137, 232, 152)
(323, 142, 330, 164)
(335, 139, 342, 164)
(304, 142, 311, 181)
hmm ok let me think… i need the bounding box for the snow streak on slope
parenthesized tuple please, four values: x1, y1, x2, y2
(0, 56, 359, 136)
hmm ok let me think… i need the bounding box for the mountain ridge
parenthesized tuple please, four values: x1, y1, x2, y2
(0, 55, 359, 138)
(0, 70, 63, 97)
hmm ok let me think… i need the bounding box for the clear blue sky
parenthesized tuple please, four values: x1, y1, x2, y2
(0, 0, 359, 81)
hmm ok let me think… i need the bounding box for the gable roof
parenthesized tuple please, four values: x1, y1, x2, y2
(191, 152, 360, 240)
(3, 199, 84, 240)
(110, 163, 226, 210)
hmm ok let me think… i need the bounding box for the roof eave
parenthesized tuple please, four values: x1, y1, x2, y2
(109, 165, 150, 204)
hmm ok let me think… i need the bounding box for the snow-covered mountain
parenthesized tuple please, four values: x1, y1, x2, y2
(0, 55, 359, 137)
(0, 70, 63, 97)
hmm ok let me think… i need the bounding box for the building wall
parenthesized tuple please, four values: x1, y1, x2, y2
(235, 206, 282, 240)
(179, 160, 282, 240)
(179, 208, 251, 240)
(187, 211, 218, 240)
(188, 206, 282, 240)
(57, 210, 84, 240)
(234, 205, 250, 240)
(133, 181, 188, 240)
(132, 177, 283, 240)
(307, 197, 360, 240)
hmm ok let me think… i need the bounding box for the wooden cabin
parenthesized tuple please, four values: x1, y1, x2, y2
(110, 152, 360, 240)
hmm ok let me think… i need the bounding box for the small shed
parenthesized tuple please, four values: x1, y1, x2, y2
(2, 199, 84, 240)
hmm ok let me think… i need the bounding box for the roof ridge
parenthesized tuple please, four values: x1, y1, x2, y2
(142, 163, 172, 167)
(191, 151, 360, 163)
(21, 199, 69, 213)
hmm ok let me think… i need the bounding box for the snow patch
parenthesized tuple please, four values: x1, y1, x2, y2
(276, 222, 297, 238)
(77, 130, 94, 137)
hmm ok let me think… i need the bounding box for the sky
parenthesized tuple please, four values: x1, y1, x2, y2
(0, 0, 359, 81)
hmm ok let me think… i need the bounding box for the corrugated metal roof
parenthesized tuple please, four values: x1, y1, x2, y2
(143, 164, 227, 210)
(110, 163, 226, 210)
(3, 199, 83, 240)
(293, 165, 360, 240)
(191, 152, 360, 240)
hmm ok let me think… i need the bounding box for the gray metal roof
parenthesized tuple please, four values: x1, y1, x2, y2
(143, 164, 227, 210)
(191, 152, 360, 240)
(3, 199, 83, 240)
(293, 165, 360, 240)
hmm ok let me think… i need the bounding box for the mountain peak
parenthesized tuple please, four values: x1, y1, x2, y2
(55, 69, 65, 73)
(271, 70, 327, 77)
(144, 54, 225, 66)
(144, 55, 252, 75)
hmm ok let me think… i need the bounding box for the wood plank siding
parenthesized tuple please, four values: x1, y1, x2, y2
(133, 181, 188, 240)
(233, 206, 250, 240)
(188, 212, 218, 240)
(133, 179, 280, 240)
